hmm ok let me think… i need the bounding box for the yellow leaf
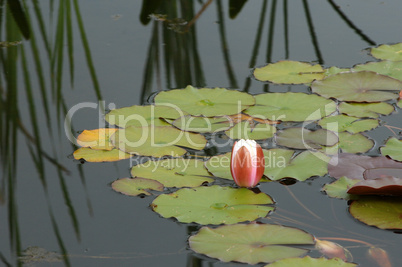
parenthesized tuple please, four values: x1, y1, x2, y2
(77, 128, 118, 150)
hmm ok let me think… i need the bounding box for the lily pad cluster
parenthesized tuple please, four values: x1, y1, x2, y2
(323, 154, 402, 230)
(72, 43, 402, 265)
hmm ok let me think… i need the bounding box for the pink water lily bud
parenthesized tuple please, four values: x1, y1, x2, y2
(368, 247, 391, 267)
(315, 239, 352, 261)
(230, 139, 265, 188)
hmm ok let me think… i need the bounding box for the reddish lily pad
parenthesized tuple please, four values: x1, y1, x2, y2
(347, 177, 402, 196)
(328, 154, 402, 180)
(364, 168, 402, 180)
(311, 71, 402, 102)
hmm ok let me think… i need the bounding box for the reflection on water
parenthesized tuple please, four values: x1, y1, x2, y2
(0, 0, 401, 266)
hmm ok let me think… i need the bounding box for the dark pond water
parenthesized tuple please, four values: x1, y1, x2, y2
(1, 0, 402, 266)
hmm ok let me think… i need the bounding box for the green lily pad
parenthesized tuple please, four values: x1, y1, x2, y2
(111, 126, 207, 157)
(253, 60, 324, 84)
(189, 224, 314, 265)
(338, 102, 394, 118)
(381, 137, 402, 162)
(151, 186, 274, 225)
(244, 92, 336, 122)
(225, 121, 276, 140)
(353, 61, 402, 81)
(338, 132, 374, 154)
(154, 85, 255, 116)
(73, 147, 131, 162)
(264, 149, 330, 181)
(204, 152, 233, 180)
(311, 71, 402, 102)
(371, 43, 402, 61)
(172, 115, 234, 133)
(264, 256, 357, 267)
(324, 66, 350, 77)
(322, 132, 374, 154)
(322, 177, 360, 200)
(111, 178, 164, 196)
(349, 197, 402, 230)
(398, 98, 402, 108)
(105, 105, 187, 128)
(131, 158, 214, 188)
(276, 128, 339, 149)
(318, 115, 380, 134)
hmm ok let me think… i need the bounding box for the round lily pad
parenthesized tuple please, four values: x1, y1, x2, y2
(111, 178, 164, 196)
(311, 71, 402, 102)
(381, 137, 402, 161)
(275, 128, 339, 149)
(349, 197, 402, 230)
(111, 126, 207, 157)
(73, 147, 131, 162)
(189, 224, 314, 265)
(105, 105, 187, 128)
(154, 85, 255, 117)
(371, 43, 402, 61)
(353, 61, 402, 82)
(225, 121, 276, 140)
(131, 158, 214, 188)
(264, 256, 357, 267)
(318, 115, 379, 134)
(323, 132, 374, 155)
(264, 149, 330, 181)
(328, 154, 402, 180)
(364, 168, 402, 179)
(253, 60, 324, 84)
(338, 102, 394, 118)
(338, 132, 374, 154)
(322, 177, 360, 200)
(244, 92, 337, 122)
(76, 128, 118, 150)
(151, 185, 274, 225)
(172, 115, 234, 133)
(347, 177, 402, 196)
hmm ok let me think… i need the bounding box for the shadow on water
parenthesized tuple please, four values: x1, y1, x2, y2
(0, 0, 398, 266)
(0, 0, 101, 265)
